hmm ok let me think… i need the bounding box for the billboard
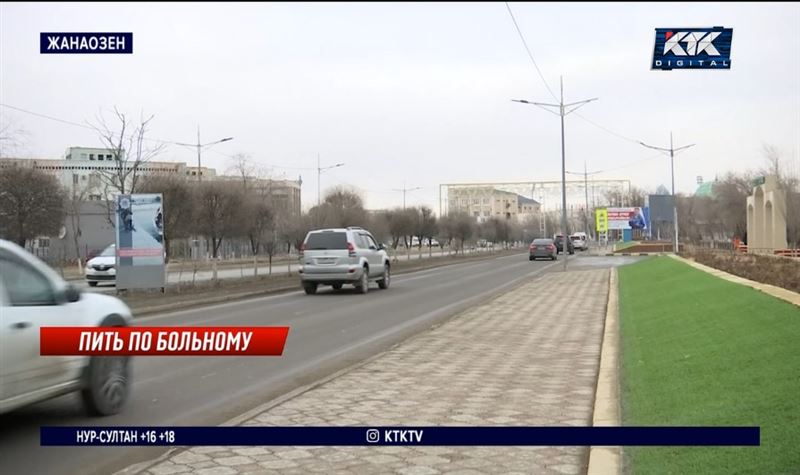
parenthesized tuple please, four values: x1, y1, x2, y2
(115, 194, 165, 290)
(607, 207, 649, 230)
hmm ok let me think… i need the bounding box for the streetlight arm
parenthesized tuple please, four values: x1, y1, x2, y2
(564, 98, 598, 116)
(202, 137, 234, 147)
(673, 143, 696, 153)
(638, 141, 671, 153)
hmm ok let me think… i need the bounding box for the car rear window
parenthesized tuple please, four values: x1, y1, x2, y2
(306, 232, 348, 250)
(532, 239, 551, 245)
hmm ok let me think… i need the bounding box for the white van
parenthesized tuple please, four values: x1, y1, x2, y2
(570, 232, 588, 251)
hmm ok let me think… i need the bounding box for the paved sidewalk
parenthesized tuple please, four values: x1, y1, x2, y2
(127, 268, 610, 475)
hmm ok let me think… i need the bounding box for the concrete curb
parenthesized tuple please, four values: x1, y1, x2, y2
(587, 267, 622, 475)
(669, 254, 800, 308)
(600, 252, 669, 257)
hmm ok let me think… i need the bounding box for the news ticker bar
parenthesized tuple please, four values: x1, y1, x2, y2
(41, 427, 760, 446)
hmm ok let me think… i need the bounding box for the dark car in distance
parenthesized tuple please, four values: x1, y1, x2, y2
(529, 238, 557, 261)
(554, 234, 575, 255)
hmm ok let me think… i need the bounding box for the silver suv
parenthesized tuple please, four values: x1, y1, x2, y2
(299, 227, 391, 295)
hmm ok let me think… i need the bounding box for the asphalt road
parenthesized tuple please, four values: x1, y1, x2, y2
(73, 248, 497, 293)
(0, 252, 638, 475)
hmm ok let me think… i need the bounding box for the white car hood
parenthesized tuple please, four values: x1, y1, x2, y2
(88, 255, 115, 266)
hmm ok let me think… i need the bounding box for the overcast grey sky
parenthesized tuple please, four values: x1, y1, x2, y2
(1, 2, 798, 212)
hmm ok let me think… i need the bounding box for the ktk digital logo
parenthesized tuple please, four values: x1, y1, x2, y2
(40, 32, 133, 54)
(651, 27, 732, 70)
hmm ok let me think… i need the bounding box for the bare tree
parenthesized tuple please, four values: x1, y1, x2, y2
(193, 182, 246, 280)
(227, 153, 260, 189)
(243, 195, 275, 276)
(65, 185, 87, 268)
(0, 166, 66, 246)
(449, 211, 475, 255)
(760, 144, 800, 246)
(0, 116, 29, 158)
(89, 107, 166, 226)
(309, 186, 368, 228)
(385, 207, 414, 252)
(413, 206, 438, 257)
(138, 174, 195, 262)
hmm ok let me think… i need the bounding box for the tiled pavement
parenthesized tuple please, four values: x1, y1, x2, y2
(130, 268, 610, 475)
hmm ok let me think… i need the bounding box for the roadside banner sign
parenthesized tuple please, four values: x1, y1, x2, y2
(115, 193, 165, 290)
(595, 208, 608, 233)
(607, 207, 649, 230)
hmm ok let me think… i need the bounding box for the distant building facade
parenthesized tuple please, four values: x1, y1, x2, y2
(446, 186, 541, 222)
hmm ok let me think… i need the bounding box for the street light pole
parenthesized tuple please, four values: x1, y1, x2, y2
(175, 128, 234, 183)
(197, 125, 201, 183)
(513, 76, 597, 272)
(393, 181, 423, 210)
(639, 133, 695, 253)
(567, 162, 603, 240)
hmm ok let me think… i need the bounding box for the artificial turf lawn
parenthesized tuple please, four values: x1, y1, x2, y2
(618, 257, 800, 475)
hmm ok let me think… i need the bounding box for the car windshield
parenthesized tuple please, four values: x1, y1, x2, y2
(306, 232, 348, 250)
(99, 245, 115, 257)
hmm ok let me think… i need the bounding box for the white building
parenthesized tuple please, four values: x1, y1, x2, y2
(1, 147, 189, 200)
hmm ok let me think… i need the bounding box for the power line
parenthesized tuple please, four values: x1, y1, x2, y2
(1, 103, 189, 148)
(1, 103, 96, 131)
(503, 2, 558, 102)
(501, 5, 647, 150)
(573, 111, 642, 145)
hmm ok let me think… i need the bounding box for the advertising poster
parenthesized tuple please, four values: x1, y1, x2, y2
(595, 208, 608, 233)
(115, 193, 166, 289)
(607, 207, 649, 230)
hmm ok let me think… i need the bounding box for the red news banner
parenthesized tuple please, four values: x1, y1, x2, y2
(40, 327, 290, 356)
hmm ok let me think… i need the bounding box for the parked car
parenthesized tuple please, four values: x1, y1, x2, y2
(553, 234, 575, 255)
(85, 244, 116, 287)
(570, 232, 588, 251)
(0, 239, 134, 416)
(529, 238, 557, 261)
(298, 227, 391, 295)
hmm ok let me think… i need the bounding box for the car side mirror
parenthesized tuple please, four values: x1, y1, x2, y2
(377, 244, 385, 250)
(64, 284, 82, 303)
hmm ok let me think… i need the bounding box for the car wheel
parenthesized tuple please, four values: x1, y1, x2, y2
(88, 281, 98, 287)
(552, 255, 557, 260)
(303, 282, 318, 295)
(81, 355, 130, 416)
(529, 256, 534, 261)
(355, 267, 369, 294)
(332, 283, 343, 290)
(377, 264, 390, 289)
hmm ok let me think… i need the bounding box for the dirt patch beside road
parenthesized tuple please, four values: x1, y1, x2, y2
(681, 249, 800, 293)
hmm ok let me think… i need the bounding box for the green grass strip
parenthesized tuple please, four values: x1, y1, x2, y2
(619, 256, 800, 475)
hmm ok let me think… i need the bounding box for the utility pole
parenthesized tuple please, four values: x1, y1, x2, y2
(513, 76, 597, 271)
(567, 162, 603, 239)
(640, 133, 695, 253)
(316, 153, 345, 207)
(175, 127, 233, 183)
(393, 181, 423, 210)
